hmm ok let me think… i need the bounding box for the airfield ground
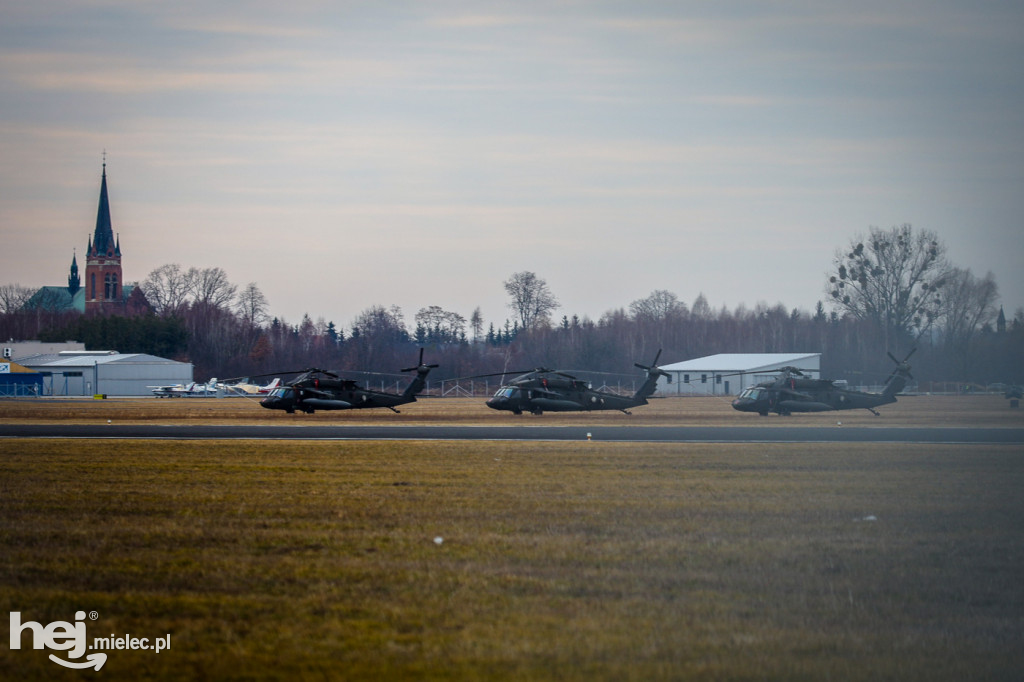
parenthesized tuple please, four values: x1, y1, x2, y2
(0, 392, 1020, 427)
(1, 396, 1022, 680)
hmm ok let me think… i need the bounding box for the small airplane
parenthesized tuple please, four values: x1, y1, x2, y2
(731, 350, 915, 416)
(219, 377, 281, 395)
(479, 351, 670, 415)
(259, 349, 438, 414)
(149, 379, 219, 398)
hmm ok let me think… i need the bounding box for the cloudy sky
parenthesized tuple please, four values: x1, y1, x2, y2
(2, 1, 1022, 331)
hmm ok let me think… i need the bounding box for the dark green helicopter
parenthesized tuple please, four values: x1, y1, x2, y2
(259, 349, 438, 414)
(731, 350, 915, 416)
(478, 350, 670, 415)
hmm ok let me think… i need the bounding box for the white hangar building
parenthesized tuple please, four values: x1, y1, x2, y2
(656, 353, 821, 396)
(16, 350, 193, 397)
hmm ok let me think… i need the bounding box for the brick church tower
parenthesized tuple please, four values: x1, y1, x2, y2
(84, 160, 124, 314)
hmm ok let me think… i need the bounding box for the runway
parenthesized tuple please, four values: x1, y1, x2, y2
(2, 423, 1022, 443)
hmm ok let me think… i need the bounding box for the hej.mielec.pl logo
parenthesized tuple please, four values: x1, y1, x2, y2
(9, 610, 171, 671)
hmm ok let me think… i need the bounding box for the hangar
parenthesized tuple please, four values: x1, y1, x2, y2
(16, 350, 193, 397)
(0, 360, 44, 396)
(656, 353, 821, 396)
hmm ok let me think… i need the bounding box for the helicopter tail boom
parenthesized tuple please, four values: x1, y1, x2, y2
(631, 349, 670, 404)
(400, 349, 439, 401)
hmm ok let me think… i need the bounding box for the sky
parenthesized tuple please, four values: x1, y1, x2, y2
(2, 1, 1022, 333)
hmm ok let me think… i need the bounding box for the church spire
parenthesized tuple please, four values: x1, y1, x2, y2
(90, 158, 115, 257)
(67, 250, 80, 295)
(83, 154, 124, 314)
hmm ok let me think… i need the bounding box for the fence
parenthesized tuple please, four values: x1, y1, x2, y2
(0, 383, 42, 397)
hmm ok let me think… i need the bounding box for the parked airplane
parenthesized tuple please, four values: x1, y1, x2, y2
(149, 379, 219, 397)
(219, 377, 281, 395)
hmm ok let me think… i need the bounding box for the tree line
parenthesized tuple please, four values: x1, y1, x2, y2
(1, 224, 1020, 390)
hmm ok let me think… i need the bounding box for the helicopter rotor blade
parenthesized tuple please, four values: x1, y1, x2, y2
(234, 368, 341, 383)
(400, 348, 425, 372)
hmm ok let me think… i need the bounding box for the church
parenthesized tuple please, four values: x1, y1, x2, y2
(25, 161, 146, 315)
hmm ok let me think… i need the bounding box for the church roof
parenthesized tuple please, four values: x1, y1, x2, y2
(23, 284, 136, 313)
(24, 286, 85, 313)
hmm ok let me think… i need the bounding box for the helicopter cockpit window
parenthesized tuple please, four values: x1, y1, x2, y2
(269, 388, 293, 399)
(739, 387, 762, 400)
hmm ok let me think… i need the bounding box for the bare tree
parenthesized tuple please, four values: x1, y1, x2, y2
(940, 268, 1000, 373)
(0, 284, 36, 314)
(827, 224, 949, 345)
(691, 293, 712, 319)
(415, 305, 466, 343)
(235, 282, 269, 328)
(470, 307, 484, 343)
(185, 266, 237, 309)
(141, 264, 190, 315)
(504, 271, 558, 331)
(352, 305, 408, 341)
(630, 290, 687, 321)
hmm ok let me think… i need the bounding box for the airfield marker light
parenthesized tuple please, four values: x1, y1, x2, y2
(586, 432, 592, 441)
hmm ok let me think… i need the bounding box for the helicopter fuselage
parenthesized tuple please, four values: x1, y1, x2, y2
(259, 352, 436, 414)
(485, 377, 653, 415)
(731, 380, 899, 416)
(260, 385, 417, 413)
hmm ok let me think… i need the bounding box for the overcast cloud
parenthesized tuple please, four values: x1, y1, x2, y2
(2, 1, 1021, 330)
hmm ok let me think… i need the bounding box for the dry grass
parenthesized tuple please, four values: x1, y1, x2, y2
(1, 393, 1022, 427)
(2, 437, 1023, 680)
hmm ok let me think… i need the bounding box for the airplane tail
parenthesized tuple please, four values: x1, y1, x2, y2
(632, 350, 671, 403)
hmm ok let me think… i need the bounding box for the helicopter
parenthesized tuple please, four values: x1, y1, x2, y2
(258, 348, 438, 414)
(731, 349, 915, 416)
(476, 350, 670, 415)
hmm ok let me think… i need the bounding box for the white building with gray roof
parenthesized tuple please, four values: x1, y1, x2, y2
(16, 350, 193, 396)
(657, 353, 821, 396)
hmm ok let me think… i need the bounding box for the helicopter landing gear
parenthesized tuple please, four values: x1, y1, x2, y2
(531, 407, 544, 416)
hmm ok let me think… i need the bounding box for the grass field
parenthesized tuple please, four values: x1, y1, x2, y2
(1, 397, 1023, 680)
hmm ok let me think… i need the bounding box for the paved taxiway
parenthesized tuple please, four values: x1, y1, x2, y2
(2, 424, 1022, 443)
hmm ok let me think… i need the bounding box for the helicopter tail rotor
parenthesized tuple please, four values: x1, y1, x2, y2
(401, 348, 440, 373)
(634, 349, 671, 381)
(885, 348, 916, 382)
